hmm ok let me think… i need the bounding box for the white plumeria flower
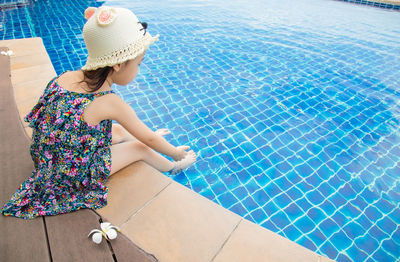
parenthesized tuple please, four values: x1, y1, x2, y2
(88, 222, 121, 244)
(0, 50, 14, 56)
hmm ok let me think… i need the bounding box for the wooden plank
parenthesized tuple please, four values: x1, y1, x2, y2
(0, 46, 51, 261)
(1, 41, 159, 262)
(44, 209, 115, 262)
(103, 218, 158, 262)
(111, 233, 158, 262)
(0, 217, 50, 261)
(45, 208, 159, 262)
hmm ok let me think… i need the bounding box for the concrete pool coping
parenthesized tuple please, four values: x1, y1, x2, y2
(1, 37, 333, 262)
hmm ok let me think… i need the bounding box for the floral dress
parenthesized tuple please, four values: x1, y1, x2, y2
(1, 72, 114, 220)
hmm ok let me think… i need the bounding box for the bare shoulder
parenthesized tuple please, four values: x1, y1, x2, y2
(57, 71, 85, 93)
(84, 93, 125, 125)
(95, 93, 125, 111)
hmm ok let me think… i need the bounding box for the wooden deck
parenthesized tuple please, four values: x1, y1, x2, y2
(0, 44, 157, 262)
(1, 37, 333, 262)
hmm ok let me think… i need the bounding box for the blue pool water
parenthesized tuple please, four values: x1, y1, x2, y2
(2, 0, 400, 261)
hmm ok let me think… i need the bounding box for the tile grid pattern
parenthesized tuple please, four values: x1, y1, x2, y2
(1, 0, 400, 261)
(336, 0, 400, 10)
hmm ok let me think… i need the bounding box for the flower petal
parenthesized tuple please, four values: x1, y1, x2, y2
(110, 225, 121, 232)
(100, 222, 111, 231)
(88, 229, 102, 238)
(92, 232, 103, 244)
(106, 228, 117, 240)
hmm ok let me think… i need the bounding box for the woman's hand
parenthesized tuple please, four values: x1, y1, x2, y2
(154, 129, 190, 161)
(155, 128, 171, 136)
(172, 146, 191, 161)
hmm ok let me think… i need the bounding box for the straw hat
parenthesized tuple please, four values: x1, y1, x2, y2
(81, 6, 159, 71)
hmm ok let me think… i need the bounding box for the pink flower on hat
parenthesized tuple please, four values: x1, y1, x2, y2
(84, 6, 117, 26)
(99, 10, 111, 22)
(84, 7, 97, 20)
(97, 7, 117, 26)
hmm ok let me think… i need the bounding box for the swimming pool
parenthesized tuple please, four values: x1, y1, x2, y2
(1, 0, 400, 261)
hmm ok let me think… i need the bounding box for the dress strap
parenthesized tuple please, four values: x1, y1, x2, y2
(93, 90, 115, 97)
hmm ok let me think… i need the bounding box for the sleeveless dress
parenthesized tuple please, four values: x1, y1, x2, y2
(1, 72, 114, 220)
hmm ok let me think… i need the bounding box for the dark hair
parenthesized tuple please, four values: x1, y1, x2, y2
(78, 66, 114, 93)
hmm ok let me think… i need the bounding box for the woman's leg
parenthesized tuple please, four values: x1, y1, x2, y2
(110, 140, 174, 175)
(112, 123, 171, 144)
(112, 123, 136, 145)
(110, 123, 196, 176)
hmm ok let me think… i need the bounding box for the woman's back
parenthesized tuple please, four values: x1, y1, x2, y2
(1, 73, 114, 219)
(56, 70, 115, 126)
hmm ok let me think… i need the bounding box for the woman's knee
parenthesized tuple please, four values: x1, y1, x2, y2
(127, 140, 152, 156)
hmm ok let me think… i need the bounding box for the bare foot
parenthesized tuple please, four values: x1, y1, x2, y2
(169, 150, 197, 175)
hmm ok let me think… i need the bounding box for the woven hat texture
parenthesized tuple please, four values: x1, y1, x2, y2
(82, 6, 159, 71)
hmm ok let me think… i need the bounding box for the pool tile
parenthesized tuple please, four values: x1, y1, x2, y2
(365, 205, 384, 221)
(376, 217, 397, 237)
(338, 183, 357, 199)
(330, 230, 353, 251)
(346, 244, 369, 261)
(245, 178, 261, 195)
(354, 234, 380, 255)
(217, 191, 238, 208)
(253, 172, 269, 185)
(307, 207, 326, 225)
(308, 227, 328, 249)
(270, 211, 291, 229)
(336, 253, 353, 262)
(296, 163, 315, 177)
(319, 240, 339, 261)
(360, 188, 380, 204)
(295, 214, 317, 234)
(371, 247, 398, 262)
(241, 196, 259, 211)
(284, 202, 303, 219)
(381, 238, 400, 260)
(250, 207, 268, 224)
(269, 152, 285, 165)
(388, 208, 400, 224)
(230, 202, 248, 217)
(274, 193, 292, 209)
(305, 174, 324, 189)
(343, 222, 366, 240)
(296, 235, 318, 252)
(211, 180, 228, 195)
(283, 224, 303, 241)
(200, 186, 217, 201)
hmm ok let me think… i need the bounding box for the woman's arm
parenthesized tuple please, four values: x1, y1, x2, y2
(103, 94, 184, 160)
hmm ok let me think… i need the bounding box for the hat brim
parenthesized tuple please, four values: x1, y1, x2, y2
(81, 33, 159, 71)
